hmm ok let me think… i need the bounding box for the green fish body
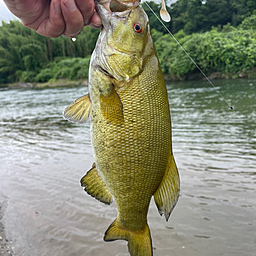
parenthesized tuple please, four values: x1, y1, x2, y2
(64, 1, 179, 255)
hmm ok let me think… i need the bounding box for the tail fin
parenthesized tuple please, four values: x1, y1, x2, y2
(104, 219, 153, 256)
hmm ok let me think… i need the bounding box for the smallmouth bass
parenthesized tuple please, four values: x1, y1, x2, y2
(64, 1, 180, 255)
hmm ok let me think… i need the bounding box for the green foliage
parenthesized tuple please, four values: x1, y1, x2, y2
(239, 14, 256, 30)
(0, 20, 99, 84)
(34, 68, 54, 83)
(34, 57, 91, 83)
(1, 1, 256, 84)
(153, 24, 256, 79)
(21, 71, 36, 82)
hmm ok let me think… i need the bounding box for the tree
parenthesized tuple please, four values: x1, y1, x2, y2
(163, 0, 256, 34)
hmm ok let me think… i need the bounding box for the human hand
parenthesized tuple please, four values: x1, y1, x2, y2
(3, 0, 102, 38)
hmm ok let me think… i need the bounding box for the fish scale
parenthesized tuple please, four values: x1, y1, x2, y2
(91, 60, 170, 227)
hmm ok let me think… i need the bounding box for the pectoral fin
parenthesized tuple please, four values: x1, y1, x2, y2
(63, 94, 92, 123)
(81, 163, 113, 205)
(100, 86, 124, 124)
(154, 152, 180, 221)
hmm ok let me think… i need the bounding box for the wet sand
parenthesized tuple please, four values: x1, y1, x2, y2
(0, 207, 11, 256)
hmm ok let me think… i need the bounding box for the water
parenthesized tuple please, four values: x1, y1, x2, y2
(0, 79, 255, 256)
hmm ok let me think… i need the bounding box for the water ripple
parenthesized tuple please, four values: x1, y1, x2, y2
(0, 80, 256, 256)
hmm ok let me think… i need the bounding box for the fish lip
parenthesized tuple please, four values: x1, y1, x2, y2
(95, 0, 112, 12)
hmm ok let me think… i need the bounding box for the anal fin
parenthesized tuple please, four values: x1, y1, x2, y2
(63, 94, 92, 123)
(80, 163, 113, 205)
(154, 152, 180, 221)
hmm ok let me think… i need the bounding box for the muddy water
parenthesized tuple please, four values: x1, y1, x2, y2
(0, 79, 255, 256)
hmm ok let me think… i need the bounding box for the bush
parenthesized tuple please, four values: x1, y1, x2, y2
(153, 26, 256, 79)
(21, 71, 36, 82)
(34, 57, 91, 83)
(239, 14, 256, 30)
(35, 68, 54, 82)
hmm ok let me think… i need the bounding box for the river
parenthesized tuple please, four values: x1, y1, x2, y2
(0, 79, 255, 256)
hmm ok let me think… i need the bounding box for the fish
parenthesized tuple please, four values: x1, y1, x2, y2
(64, 0, 180, 255)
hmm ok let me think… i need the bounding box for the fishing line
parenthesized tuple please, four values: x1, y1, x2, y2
(144, 2, 233, 110)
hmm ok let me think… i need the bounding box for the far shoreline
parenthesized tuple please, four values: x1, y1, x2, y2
(1, 70, 256, 90)
(0, 79, 88, 90)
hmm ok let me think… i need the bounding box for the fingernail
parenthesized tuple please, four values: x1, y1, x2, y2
(95, 21, 102, 26)
(70, 30, 81, 38)
(90, 23, 102, 29)
(91, 20, 102, 27)
(64, 0, 77, 12)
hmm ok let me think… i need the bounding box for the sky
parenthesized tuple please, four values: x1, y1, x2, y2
(0, 0, 177, 22)
(0, 0, 19, 22)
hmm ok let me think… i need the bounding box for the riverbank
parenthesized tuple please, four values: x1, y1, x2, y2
(163, 68, 256, 81)
(0, 79, 88, 90)
(1, 68, 256, 90)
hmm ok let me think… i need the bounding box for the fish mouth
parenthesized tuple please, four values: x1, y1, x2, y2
(95, 0, 140, 18)
(94, 0, 139, 30)
(96, 0, 139, 8)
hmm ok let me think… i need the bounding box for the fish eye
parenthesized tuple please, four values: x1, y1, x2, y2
(133, 23, 143, 33)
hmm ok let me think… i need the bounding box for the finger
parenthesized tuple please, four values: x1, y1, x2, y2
(36, 0, 65, 37)
(75, 0, 95, 25)
(61, 0, 84, 37)
(90, 11, 102, 28)
(3, 0, 44, 26)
